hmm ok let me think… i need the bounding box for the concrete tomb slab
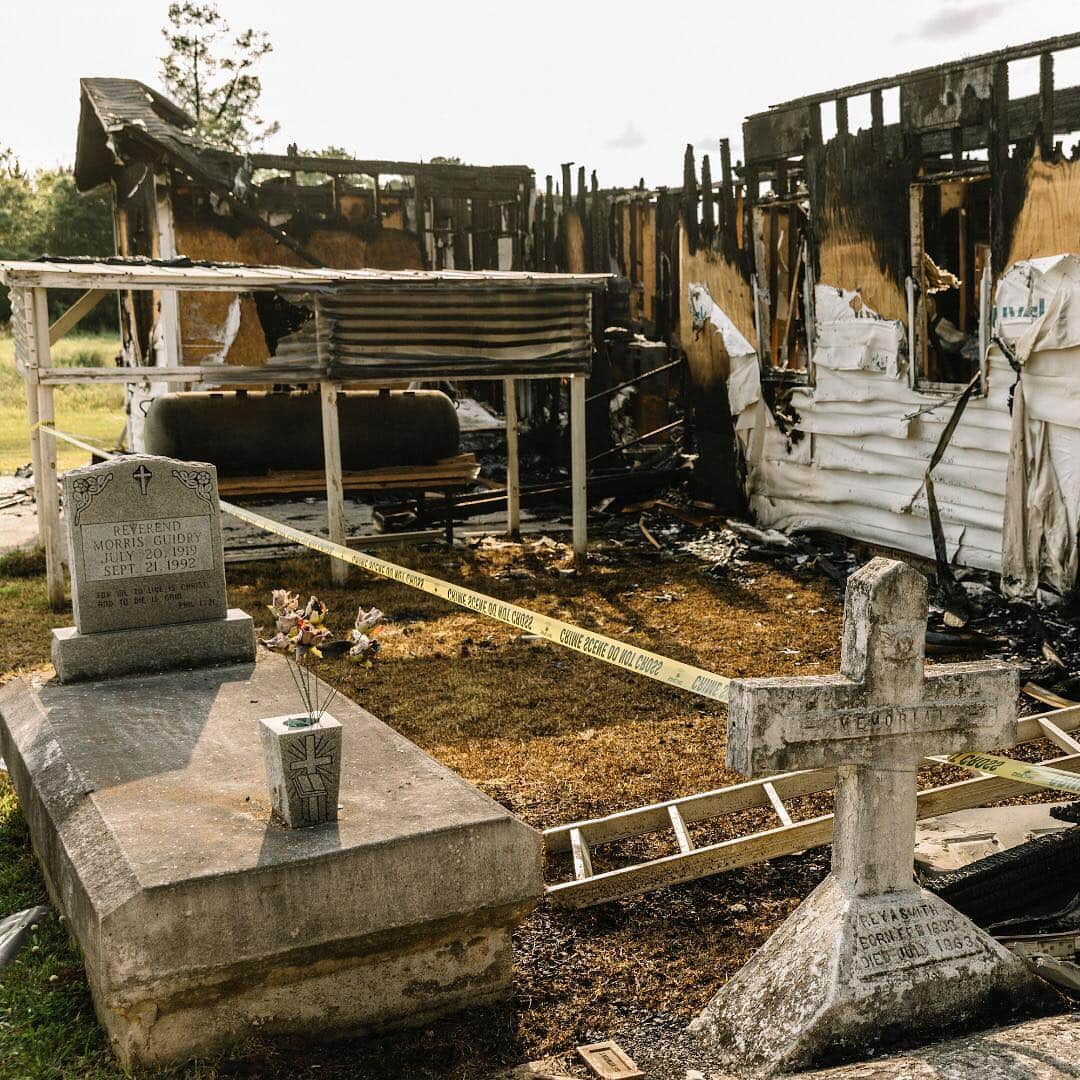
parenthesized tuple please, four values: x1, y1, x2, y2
(0, 650, 543, 1066)
(691, 558, 1055, 1073)
(914, 803, 1073, 875)
(53, 455, 255, 681)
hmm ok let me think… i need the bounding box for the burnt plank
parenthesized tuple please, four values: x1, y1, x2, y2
(743, 105, 816, 163)
(1040, 51, 1055, 159)
(901, 64, 993, 133)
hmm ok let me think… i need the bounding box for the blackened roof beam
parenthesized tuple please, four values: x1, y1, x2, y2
(250, 153, 532, 191)
(744, 84, 1080, 167)
(762, 31, 1080, 113)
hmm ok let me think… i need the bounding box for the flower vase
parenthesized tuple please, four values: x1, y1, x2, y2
(259, 714, 343, 828)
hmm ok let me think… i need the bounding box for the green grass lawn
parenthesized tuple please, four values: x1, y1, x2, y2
(0, 548, 119, 1078)
(0, 331, 126, 475)
(0, 785, 114, 1080)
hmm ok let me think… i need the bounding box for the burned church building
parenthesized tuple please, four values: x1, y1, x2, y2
(72, 34, 1080, 597)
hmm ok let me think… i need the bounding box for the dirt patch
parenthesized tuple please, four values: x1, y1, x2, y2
(1, 534, 1072, 1078)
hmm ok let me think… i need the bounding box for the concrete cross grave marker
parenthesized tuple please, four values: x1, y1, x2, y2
(691, 558, 1053, 1073)
(51, 454, 256, 683)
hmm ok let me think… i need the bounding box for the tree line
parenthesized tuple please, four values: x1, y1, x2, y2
(0, 152, 115, 328)
(1, 3, 278, 332)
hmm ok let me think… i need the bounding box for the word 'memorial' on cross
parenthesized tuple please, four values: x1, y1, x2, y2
(691, 558, 1054, 1073)
(51, 454, 256, 682)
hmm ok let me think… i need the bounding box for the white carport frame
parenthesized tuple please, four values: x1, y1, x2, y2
(1, 260, 610, 610)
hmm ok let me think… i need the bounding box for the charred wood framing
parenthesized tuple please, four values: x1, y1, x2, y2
(765, 32, 1080, 111)
(739, 30, 1080, 333)
(700, 154, 715, 239)
(683, 145, 699, 254)
(76, 78, 534, 278)
(989, 60, 1011, 276)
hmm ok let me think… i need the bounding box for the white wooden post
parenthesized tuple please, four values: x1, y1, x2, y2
(320, 381, 349, 586)
(31, 288, 66, 609)
(570, 373, 588, 558)
(12, 289, 43, 540)
(503, 376, 520, 537)
(154, 175, 182, 370)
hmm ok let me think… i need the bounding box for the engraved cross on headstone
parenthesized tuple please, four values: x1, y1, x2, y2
(290, 734, 333, 780)
(726, 557, 1016, 895)
(132, 463, 153, 496)
(289, 732, 335, 824)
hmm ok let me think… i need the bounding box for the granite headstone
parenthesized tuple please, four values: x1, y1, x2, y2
(64, 455, 227, 633)
(52, 455, 255, 682)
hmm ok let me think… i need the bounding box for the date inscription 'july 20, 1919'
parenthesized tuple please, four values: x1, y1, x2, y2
(81, 516, 214, 581)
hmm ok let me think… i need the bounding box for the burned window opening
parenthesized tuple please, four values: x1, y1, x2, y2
(252, 292, 314, 356)
(910, 174, 990, 387)
(753, 198, 811, 378)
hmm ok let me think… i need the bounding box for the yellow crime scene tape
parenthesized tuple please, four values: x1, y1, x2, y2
(220, 501, 732, 703)
(36, 426, 732, 704)
(33, 427, 1080, 766)
(947, 751, 1080, 796)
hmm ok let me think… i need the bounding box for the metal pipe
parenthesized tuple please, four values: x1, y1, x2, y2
(588, 418, 683, 464)
(585, 357, 684, 403)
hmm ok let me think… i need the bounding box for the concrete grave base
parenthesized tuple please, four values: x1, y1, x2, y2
(51, 608, 256, 683)
(914, 803, 1073, 875)
(0, 651, 542, 1067)
(690, 876, 1057, 1074)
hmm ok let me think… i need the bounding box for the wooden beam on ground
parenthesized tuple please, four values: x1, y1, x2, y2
(547, 754, 1080, 909)
(48, 289, 110, 345)
(544, 704, 1080, 908)
(1038, 717, 1080, 754)
(545, 767, 836, 854)
(319, 382, 348, 586)
(570, 827, 593, 880)
(668, 804, 694, 854)
(763, 781, 794, 828)
(1022, 682, 1079, 709)
(503, 377, 520, 538)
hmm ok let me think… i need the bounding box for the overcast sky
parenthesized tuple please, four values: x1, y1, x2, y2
(3, 1, 1079, 189)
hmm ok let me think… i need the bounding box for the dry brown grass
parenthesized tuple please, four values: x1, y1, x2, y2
(224, 541, 846, 1067)
(227, 542, 844, 831)
(1, 537, 1066, 1077)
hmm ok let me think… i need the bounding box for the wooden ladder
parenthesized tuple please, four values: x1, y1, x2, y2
(544, 700, 1080, 909)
